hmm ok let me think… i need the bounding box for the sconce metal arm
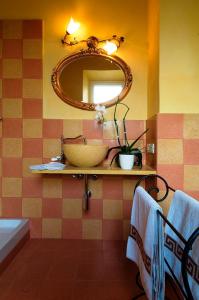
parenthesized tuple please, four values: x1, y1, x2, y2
(61, 34, 124, 51)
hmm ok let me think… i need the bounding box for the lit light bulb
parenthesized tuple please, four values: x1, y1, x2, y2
(66, 17, 80, 35)
(103, 41, 118, 55)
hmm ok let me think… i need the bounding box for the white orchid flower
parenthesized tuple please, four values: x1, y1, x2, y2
(95, 105, 107, 124)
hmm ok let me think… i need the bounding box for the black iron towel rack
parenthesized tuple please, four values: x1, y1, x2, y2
(131, 174, 199, 300)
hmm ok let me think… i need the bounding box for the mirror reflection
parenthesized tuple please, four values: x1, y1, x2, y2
(52, 51, 132, 111)
(59, 56, 125, 104)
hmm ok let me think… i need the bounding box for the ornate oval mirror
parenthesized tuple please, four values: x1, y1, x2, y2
(51, 50, 132, 111)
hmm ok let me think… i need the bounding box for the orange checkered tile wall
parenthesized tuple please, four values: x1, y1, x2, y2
(157, 114, 199, 200)
(1, 20, 198, 239)
(0, 20, 147, 239)
(146, 114, 199, 214)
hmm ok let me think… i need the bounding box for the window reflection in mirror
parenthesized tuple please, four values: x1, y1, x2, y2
(52, 51, 132, 110)
(91, 82, 123, 104)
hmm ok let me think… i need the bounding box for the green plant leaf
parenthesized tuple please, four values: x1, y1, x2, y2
(129, 128, 149, 150)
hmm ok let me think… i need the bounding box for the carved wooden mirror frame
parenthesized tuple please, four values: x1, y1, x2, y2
(51, 49, 133, 111)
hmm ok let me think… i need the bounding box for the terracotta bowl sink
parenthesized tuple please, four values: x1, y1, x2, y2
(63, 144, 109, 167)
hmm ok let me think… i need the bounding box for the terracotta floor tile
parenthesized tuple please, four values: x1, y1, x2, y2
(77, 262, 104, 281)
(0, 239, 180, 300)
(2, 279, 42, 300)
(80, 239, 103, 250)
(38, 280, 74, 300)
(73, 280, 104, 300)
(102, 280, 144, 300)
(0, 258, 22, 284)
(79, 249, 104, 264)
(46, 260, 78, 282)
(104, 247, 127, 263)
(103, 240, 126, 250)
(103, 261, 135, 281)
(0, 280, 13, 299)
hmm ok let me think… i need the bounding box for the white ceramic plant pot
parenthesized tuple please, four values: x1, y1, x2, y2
(119, 154, 135, 170)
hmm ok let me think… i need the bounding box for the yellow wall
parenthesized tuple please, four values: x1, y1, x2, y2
(159, 0, 199, 113)
(147, 0, 159, 118)
(0, 0, 148, 120)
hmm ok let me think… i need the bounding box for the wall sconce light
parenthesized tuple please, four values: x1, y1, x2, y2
(61, 17, 124, 55)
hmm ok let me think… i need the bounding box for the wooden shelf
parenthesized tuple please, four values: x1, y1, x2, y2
(31, 165, 156, 176)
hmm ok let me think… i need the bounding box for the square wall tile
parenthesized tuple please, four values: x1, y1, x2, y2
(125, 120, 145, 139)
(89, 178, 102, 199)
(123, 220, 130, 240)
(23, 59, 42, 79)
(2, 79, 22, 98)
(83, 120, 103, 139)
(43, 120, 63, 138)
(82, 219, 102, 240)
(63, 120, 83, 137)
(2, 138, 22, 157)
(42, 198, 62, 218)
(22, 20, 42, 39)
(2, 158, 22, 177)
(157, 114, 183, 138)
(2, 98, 22, 118)
(184, 165, 199, 191)
(22, 99, 42, 118)
(184, 139, 199, 164)
(2, 39, 23, 58)
(102, 220, 123, 240)
(22, 197, 42, 217)
(23, 119, 42, 138)
(2, 197, 22, 217)
(42, 218, 62, 239)
(3, 118, 22, 137)
(123, 178, 140, 200)
(184, 114, 199, 139)
(157, 164, 184, 190)
(103, 120, 123, 140)
(43, 138, 61, 158)
(23, 79, 42, 99)
(158, 139, 183, 164)
(23, 39, 42, 59)
(29, 218, 42, 238)
(82, 199, 103, 219)
(63, 198, 82, 219)
(43, 177, 62, 198)
(3, 20, 22, 39)
(123, 200, 132, 219)
(62, 177, 84, 198)
(23, 158, 42, 177)
(184, 191, 199, 201)
(2, 177, 22, 197)
(3, 59, 22, 78)
(23, 138, 43, 158)
(103, 176, 123, 200)
(22, 177, 42, 197)
(103, 200, 123, 220)
(103, 121, 121, 140)
(62, 219, 82, 239)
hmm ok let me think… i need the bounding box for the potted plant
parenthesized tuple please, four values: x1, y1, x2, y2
(106, 101, 148, 169)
